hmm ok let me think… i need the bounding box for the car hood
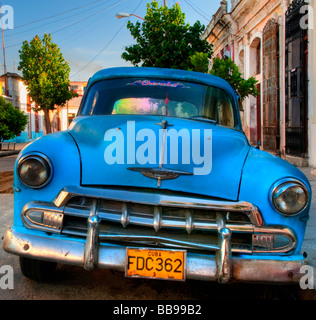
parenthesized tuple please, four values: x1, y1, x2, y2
(68, 115, 250, 201)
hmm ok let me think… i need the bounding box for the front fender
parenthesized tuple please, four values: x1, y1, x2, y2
(239, 147, 311, 254)
(13, 131, 81, 227)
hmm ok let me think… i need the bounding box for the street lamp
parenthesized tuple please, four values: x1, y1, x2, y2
(115, 13, 145, 20)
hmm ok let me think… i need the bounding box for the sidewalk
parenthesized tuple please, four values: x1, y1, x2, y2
(0, 142, 30, 157)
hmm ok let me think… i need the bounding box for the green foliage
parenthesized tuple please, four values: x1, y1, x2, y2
(122, 1, 213, 70)
(0, 96, 28, 142)
(189, 52, 209, 73)
(209, 57, 258, 101)
(18, 33, 77, 133)
(190, 53, 259, 101)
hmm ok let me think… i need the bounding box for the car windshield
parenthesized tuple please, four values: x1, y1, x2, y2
(79, 78, 236, 128)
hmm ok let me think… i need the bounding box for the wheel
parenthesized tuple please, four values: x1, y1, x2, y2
(19, 257, 57, 282)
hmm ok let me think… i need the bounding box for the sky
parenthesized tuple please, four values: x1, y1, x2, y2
(1, 0, 222, 81)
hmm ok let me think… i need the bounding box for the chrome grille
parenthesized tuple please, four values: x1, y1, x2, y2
(63, 196, 253, 231)
(61, 196, 255, 253)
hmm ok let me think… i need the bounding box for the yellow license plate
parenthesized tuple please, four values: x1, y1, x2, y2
(125, 248, 186, 281)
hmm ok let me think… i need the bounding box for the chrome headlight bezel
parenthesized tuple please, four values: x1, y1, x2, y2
(270, 178, 309, 216)
(17, 152, 53, 189)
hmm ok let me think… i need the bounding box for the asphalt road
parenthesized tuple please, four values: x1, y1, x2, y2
(1, 155, 316, 300)
(0, 155, 17, 172)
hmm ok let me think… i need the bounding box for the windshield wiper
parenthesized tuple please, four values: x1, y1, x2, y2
(189, 116, 217, 124)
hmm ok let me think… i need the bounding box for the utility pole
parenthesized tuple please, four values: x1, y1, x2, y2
(164, 0, 167, 6)
(0, 3, 8, 96)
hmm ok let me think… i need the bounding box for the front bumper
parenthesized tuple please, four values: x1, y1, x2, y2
(3, 226, 312, 284)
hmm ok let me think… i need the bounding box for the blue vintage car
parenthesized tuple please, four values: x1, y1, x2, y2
(3, 67, 312, 283)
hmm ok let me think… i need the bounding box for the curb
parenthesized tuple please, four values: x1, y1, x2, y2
(0, 150, 20, 158)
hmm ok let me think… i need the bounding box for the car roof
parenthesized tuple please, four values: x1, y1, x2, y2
(88, 67, 238, 100)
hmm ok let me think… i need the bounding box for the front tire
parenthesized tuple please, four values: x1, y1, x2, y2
(19, 257, 57, 281)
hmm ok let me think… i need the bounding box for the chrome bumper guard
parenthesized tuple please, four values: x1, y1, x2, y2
(3, 226, 311, 284)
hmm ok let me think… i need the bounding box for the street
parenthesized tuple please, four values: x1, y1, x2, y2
(1, 155, 316, 300)
(0, 155, 16, 172)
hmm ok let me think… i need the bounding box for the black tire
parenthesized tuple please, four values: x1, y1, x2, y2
(19, 257, 57, 282)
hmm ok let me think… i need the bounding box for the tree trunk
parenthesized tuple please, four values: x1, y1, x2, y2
(43, 109, 52, 134)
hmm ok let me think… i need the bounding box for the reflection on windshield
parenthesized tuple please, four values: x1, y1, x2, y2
(113, 98, 198, 119)
(113, 98, 159, 115)
(80, 78, 236, 128)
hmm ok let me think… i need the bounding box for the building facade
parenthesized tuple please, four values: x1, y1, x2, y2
(202, 0, 312, 168)
(308, 0, 316, 173)
(50, 81, 87, 132)
(1, 75, 86, 142)
(0, 72, 44, 143)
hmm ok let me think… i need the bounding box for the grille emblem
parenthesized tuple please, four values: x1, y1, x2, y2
(128, 167, 193, 187)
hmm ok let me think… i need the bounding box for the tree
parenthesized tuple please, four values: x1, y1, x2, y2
(190, 53, 258, 102)
(189, 52, 209, 73)
(209, 57, 258, 102)
(18, 33, 77, 134)
(0, 97, 28, 145)
(122, 1, 213, 70)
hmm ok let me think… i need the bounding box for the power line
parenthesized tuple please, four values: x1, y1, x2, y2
(182, 0, 212, 22)
(70, 0, 144, 79)
(50, 0, 127, 35)
(5, 0, 127, 49)
(4, 0, 112, 39)
(69, 22, 127, 79)
(57, 7, 113, 47)
(57, 0, 129, 47)
(9, 0, 105, 30)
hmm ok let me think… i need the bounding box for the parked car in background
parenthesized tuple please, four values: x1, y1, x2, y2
(3, 67, 312, 284)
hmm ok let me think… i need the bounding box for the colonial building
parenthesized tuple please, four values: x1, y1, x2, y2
(202, 0, 311, 168)
(0, 72, 44, 142)
(0, 74, 87, 140)
(308, 0, 316, 174)
(50, 81, 87, 132)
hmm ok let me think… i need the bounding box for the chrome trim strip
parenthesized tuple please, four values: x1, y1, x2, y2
(3, 227, 312, 284)
(64, 232, 252, 253)
(98, 234, 220, 251)
(53, 186, 264, 227)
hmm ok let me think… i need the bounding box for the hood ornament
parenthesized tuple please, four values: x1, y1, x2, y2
(128, 167, 193, 187)
(128, 120, 192, 187)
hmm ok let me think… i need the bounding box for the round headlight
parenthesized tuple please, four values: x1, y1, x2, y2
(17, 153, 52, 188)
(271, 180, 309, 216)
